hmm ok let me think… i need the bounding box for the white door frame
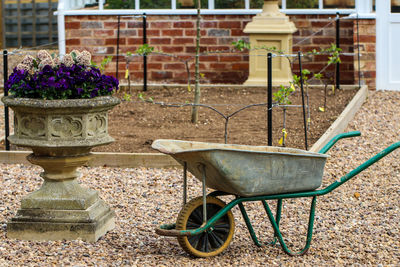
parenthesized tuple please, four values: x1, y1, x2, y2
(376, 0, 400, 91)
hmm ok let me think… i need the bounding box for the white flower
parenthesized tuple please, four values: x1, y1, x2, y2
(70, 50, 81, 57)
(16, 63, 30, 71)
(76, 50, 92, 66)
(53, 57, 61, 66)
(21, 55, 35, 68)
(37, 50, 52, 61)
(62, 54, 74, 67)
(38, 58, 54, 70)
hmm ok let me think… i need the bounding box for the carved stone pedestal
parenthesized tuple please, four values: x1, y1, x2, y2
(1, 96, 120, 242)
(243, 0, 297, 86)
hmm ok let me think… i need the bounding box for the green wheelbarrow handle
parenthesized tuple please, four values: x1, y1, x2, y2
(319, 131, 361, 154)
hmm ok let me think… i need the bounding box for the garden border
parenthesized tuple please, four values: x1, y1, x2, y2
(0, 85, 368, 168)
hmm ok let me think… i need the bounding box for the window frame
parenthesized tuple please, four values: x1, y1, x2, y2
(65, 0, 374, 16)
(129, 0, 357, 11)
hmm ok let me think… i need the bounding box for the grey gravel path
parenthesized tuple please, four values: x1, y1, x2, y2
(0, 90, 399, 266)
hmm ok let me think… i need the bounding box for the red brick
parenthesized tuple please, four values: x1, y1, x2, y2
(219, 21, 241, 29)
(128, 21, 143, 28)
(294, 20, 311, 28)
(200, 21, 217, 28)
(162, 29, 184, 36)
(313, 55, 330, 62)
(302, 63, 327, 71)
(202, 15, 215, 20)
(200, 38, 217, 45)
(81, 39, 105, 46)
(177, 55, 193, 61)
(313, 37, 335, 45)
(138, 29, 160, 37)
(65, 22, 81, 29)
(66, 29, 92, 38)
(220, 55, 242, 62)
(93, 46, 115, 54)
(199, 55, 218, 62)
(150, 21, 172, 29)
(362, 71, 376, 78)
(131, 72, 144, 79)
(208, 46, 230, 52)
(173, 21, 194, 28)
(127, 38, 145, 45)
(119, 29, 137, 36)
(162, 46, 184, 53)
(127, 64, 141, 71)
(152, 71, 173, 79)
(149, 38, 171, 45)
(164, 63, 186, 70)
(93, 30, 115, 37)
(210, 63, 228, 70)
(232, 63, 249, 70)
(81, 21, 104, 29)
(188, 63, 206, 70)
(66, 39, 80, 45)
(173, 72, 191, 80)
(147, 63, 162, 69)
(231, 29, 244, 36)
(365, 44, 376, 52)
(104, 22, 127, 29)
(149, 55, 173, 62)
(173, 38, 194, 45)
(311, 21, 332, 28)
(105, 38, 126, 45)
(184, 29, 207, 36)
(185, 46, 207, 53)
(359, 35, 376, 43)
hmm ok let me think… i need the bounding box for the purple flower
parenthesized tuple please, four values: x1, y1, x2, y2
(5, 50, 119, 99)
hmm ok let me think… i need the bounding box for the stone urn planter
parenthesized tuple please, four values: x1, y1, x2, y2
(1, 95, 120, 242)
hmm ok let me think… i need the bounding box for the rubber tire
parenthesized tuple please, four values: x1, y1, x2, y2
(176, 196, 235, 258)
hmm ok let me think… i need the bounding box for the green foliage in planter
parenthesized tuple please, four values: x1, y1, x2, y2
(287, 0, 319, 8)
(105, 0, 171, 9)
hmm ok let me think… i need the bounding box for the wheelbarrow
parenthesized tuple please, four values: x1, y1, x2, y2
(152, 131, 400, 257)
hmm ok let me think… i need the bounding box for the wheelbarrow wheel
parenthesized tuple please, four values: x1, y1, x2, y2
(176, 196, 235, 257)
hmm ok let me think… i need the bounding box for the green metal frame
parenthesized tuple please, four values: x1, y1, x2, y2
(158, 131, 400, 256)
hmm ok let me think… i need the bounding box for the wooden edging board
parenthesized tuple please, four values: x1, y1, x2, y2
(0, 85, 368, 168)
(309, 85, 368, 152)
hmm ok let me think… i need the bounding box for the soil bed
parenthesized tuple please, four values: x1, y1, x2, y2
(94, 86, 357, 153)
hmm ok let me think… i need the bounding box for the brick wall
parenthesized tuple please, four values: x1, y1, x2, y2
(290, 15, 355, 85)
(65, 14, 367, 85)
(354, 19, 376, 89)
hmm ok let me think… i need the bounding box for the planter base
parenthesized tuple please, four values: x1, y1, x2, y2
(7, 199, 115, 242)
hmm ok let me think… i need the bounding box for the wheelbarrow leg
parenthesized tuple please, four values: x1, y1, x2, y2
(238, 202, 263, 247)
(262, 199, 282, 246)
(264, 196, 317, 256)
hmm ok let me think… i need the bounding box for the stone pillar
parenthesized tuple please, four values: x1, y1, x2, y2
(243, 0, 297, 86)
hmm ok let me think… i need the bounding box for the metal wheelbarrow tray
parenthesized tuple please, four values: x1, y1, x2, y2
(152, 132, 400, 258)
(152, 140, 329, 197)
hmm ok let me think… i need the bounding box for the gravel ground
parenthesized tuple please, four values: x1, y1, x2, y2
(0, 90, 399, 266)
